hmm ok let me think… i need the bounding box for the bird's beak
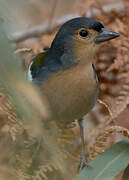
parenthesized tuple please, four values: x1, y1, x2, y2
(95, 28, 120, 43)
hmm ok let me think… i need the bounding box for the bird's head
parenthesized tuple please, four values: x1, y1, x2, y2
(50, 17, 120, 64)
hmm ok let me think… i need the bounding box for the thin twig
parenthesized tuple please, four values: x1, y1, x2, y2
(15, 48, 32, 54)
(98, 99, 113, 119)
(48, 0, 58, 31)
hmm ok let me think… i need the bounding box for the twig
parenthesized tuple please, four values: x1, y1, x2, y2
(98, 99, 113, 119)
(15, 48, 32, 54)
(48, 0, 58, 31)
(9, 3, 124, 43)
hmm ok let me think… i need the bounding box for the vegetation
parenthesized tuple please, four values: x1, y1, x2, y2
(0, 0, 129, 179)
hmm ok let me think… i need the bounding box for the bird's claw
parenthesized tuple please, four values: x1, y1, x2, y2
(78, 153, 88, 172)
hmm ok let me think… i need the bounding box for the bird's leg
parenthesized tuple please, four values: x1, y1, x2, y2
(78, 118, 88, 171)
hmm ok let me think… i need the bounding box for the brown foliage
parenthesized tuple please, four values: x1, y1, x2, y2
(1, 0, 129, 179)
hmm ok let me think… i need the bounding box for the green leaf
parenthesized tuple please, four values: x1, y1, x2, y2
(75, 139, 129, 180)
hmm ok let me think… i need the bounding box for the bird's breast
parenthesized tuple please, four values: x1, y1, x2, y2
(41, 63, 98, 123)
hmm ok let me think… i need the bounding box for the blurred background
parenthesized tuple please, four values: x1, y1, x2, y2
(0, 0, 129, 179)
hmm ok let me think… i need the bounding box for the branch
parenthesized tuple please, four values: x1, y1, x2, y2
(9, 3, 124, 43)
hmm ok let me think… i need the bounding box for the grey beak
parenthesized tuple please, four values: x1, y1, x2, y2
(95, 28, 120, 43)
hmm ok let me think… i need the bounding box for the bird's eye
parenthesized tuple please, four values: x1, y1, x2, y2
(79, 29, 88, 37)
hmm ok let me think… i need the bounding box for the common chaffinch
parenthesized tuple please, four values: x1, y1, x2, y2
(28, 17, 120, 171)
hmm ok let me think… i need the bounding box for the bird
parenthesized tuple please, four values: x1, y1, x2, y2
(27, 17, 120, 171)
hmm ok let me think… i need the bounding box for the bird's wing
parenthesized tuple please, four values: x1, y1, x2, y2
(92, 64, 98, 83)
(28, 51, 48, 82)
(92, 64, 99, 105)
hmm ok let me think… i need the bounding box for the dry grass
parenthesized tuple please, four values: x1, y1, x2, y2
(0, 0, 129, 179)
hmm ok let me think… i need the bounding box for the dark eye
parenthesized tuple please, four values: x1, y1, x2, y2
(79, 29, 88, 37)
